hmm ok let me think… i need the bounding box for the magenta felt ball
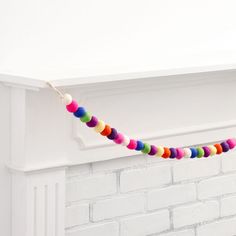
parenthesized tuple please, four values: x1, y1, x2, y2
(227, 138, 236, 149)
(114, 133, 124, 144)
(66, 100, 79, 113)
(127, 139, 137, 150)
(176, 148, 184, 159)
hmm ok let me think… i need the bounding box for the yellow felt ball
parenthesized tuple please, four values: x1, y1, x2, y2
(156, 146, 164, 157)
(208, 145, 217, 156)
(94, 120, 105, 133)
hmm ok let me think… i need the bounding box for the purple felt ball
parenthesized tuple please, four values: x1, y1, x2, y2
(221, 141, 230, 152)
(169, 148, 177, 158)
(107, 128, 118, 140)
(202, 146, 211, 157)
(148, 145, 158, 156)
(86, 116, 98, 127)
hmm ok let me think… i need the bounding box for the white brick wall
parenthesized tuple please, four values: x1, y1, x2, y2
(120, 164, 171, 192)
(173, 201, 219, 228)
(92, 194, 145, 221)
(66, 154, 236, 236)
(66, 203, 89, 228)
(173, 157, 220, 182)
(198, 174, 236, 199)
(148, 183, 196, 210)
(196, 217, 236, 236)
(66, 222, 119, 236)
(120, 211, 170, 236)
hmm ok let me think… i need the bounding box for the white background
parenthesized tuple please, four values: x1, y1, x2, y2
(1, 0, 236, 79)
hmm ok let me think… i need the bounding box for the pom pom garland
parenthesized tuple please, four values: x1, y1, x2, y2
(183, 148, 191, 158)
(62, 93, 236, 160)
(114, 133, 124, 144)
(221, 141, 230, 152)
(169, 148, 177, 158)
(86, 116, 98, 127)
(227, 138, 236, 149)
(80, 112, 91, 122)
(127, 139, 137, 150)
(162, 147, 171, 158)
(63, 93, 73, 105)
(208, 145, 217, 156)
(149, 145, 158, 156)
(190, 148, 198, 158)
(107, 128, 118, 140)
(142, 143, 151, 154)
(74, 107, 86, 118)
(176, 148, 185, 159)
(66, 100, 78, 113)
(100, 125, 112, 136)
(135, 140, 144, 151)
(196, 147, 204, 158)
(203, 146, 211, 157)
(122, 135, 130, 146)
(94, 120, 105, 133)
(157, 146, 165, 157)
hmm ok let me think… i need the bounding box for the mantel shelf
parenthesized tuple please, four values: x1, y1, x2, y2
(1, 63, 236, 89)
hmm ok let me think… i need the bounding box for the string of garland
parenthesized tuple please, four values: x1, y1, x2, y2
(46, 80, 236, 160)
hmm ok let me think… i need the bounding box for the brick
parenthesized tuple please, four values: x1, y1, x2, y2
(159, 229, 195, 236)
(92, 194, 145, 221)
(66, 203, 89, 228)
(66, 173, 116, 201)
(92, 156, 146, 172)
(221, 151, 236, 172)
(173, 201, 219, 228)
(221, 195, 236, 217)
(66, 222, 119, 236)
(148, 183, 196, 210)
(197, 217, 236, 236)
(120, 164, 171, 192)
(198, 174, 236, 199)
(120, 211, 170, 236)
(173, 157, 220, 182)
(67, 164, 90, 177)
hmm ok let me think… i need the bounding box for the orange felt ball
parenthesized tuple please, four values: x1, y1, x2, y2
(162, 147, 171, 158)
(100, 125, 112, 136)
(214, 143, 223, 154)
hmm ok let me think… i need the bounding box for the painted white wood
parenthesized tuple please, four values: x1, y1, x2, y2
(0, 65, 236, 89)
(11, 168, 65, 236)
(0, 84, 11, 236)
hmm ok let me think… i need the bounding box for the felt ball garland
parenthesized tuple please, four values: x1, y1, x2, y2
(61, 93, 236, 160)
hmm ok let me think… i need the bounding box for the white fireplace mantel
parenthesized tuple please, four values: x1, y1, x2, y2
(1, 64, 236, 169)
(1, 65, 236, 236)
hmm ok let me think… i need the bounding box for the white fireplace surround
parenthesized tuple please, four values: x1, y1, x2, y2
(1, 65, 236, 236)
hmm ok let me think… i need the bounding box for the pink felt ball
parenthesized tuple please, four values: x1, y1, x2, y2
(114, 133, 124, 144)
(176, 148, 185, 159)
(127, 139, 137, 150)
(227, 138, 236, 149)
(66, 100, 79, 113)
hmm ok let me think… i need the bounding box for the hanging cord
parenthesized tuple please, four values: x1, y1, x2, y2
(46, 81, 64, 100)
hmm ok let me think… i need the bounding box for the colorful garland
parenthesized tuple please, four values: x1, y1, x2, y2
(60, 91, 236, 159)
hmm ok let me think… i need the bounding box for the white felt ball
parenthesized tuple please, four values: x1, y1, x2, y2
(122, 135, 130, 146)
(183, 148, 192, 158)
(63, 93, 73, 105)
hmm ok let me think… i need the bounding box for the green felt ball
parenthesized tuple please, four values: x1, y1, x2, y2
(141, 143, 151, 154)
(80, 112, 92, 122)
(197, 147, 204, 158)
